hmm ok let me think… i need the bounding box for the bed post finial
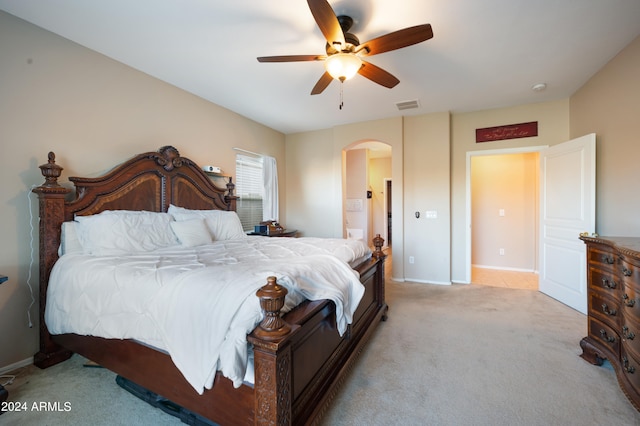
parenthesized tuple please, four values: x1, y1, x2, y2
(253, 276, 291, 341)
(226, 176, 235, 197)
(38, 151, 64, 187)
(225, 177, 238, 211)
(372, 234, 386, 259)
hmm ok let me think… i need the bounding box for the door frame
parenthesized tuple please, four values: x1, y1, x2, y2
(465, 145, 548, 284)
(383, 178, 392, 248)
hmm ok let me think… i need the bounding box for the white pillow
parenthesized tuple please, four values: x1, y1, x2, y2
(170, 218, 212, 247)
(75, 210, 178, 255)
(168, 204, 246, 241)
(58, 221, 83, 256)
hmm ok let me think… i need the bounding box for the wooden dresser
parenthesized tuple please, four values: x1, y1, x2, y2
(580, 236, 640, 411)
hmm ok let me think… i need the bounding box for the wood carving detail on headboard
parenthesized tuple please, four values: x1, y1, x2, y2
(66, 145, 236, 217)
(155, 145, 184, 171)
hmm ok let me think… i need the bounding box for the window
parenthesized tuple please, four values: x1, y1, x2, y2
(235, 154, 263, 231)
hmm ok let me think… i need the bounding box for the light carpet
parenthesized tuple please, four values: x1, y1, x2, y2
(2, 282, 640, 425)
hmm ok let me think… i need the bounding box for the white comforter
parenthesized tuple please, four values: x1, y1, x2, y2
(45, 237, 370, 394)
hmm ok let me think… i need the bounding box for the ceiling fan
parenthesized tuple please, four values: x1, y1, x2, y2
(257, 0, 434, 96)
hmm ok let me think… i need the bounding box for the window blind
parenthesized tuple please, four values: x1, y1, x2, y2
(235, 154, 263, 231)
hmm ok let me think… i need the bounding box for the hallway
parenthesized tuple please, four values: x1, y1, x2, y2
(471, 266, 538, 290)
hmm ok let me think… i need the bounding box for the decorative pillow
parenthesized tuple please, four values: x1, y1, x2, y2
(168, 204, 246, 241)
(75, 210, 178, 255)
(170, 218, 213, 247)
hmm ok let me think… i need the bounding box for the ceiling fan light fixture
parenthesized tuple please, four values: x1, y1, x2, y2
(325, 53, 362, 82)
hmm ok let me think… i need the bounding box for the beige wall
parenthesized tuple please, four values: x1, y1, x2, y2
(284, 128, 338, 237)
(0, 12, 285, 370)
(570, 35, 640, 236)
(403, 113, 451, 284)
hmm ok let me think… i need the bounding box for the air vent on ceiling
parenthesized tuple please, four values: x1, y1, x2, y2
(395, 99, 420, 111)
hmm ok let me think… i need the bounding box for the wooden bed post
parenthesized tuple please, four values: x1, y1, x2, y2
(32, 152, 73, 368)
(249, 276, 295, 425)
(371, 234, 388, 321)
(225, 177, 237, 211)
(372, 234, 386, 260)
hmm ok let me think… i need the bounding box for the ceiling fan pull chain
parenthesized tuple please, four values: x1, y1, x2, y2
(339, 81, 344, 110)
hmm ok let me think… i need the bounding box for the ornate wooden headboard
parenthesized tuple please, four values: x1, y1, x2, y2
(32, 146, 237, 365)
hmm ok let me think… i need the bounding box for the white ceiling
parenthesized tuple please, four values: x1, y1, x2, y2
(2, 0, 639, 135)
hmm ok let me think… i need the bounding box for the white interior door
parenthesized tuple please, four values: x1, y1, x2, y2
(539, 133, 596, 314)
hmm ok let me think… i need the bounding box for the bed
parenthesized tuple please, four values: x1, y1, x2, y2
(32, 146, 388, 425)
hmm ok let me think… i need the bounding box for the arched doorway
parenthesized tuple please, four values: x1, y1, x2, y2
(343, 141, 392, 249)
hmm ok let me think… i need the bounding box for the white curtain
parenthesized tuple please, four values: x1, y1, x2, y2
(262, 156, 279, 221)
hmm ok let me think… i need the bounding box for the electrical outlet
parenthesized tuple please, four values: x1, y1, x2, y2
(499, 209, 505, 217)
(425, 210, 438, 219)
(409, 256, 415, 264)
(499, 248, 505, 255)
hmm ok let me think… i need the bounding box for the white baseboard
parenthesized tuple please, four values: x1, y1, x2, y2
(472, 264, 538, 274)
(0, 357, 33, 375)
(404, 278, 452, 286)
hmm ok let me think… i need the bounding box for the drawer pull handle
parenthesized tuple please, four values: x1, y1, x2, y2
(623, 294, 636, 308)
(602, 278, 617, 289)
(602, 304, 617, 316)
(599, 329, 616, 343)
(602, 255, 615, 264)
(623, 357, 636, 374)
(622, 267, 633, 277)
(623, 326, 635, 340)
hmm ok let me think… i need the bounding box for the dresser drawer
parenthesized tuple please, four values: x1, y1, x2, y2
(621, 347, 640, 396)
(589, 317, 620, 358)
(589, 246, 617, 271)
(622, 283, 640, 323)
(622, 319, 640, 362)
(620, 258, 640, 292)
(589, 291, 621, 330)
(589, 267, 620, 297)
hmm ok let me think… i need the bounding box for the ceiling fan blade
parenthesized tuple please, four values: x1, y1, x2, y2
(358, 61, 400, 88)
(311, 72, 334, 95)
(257, 55, 326, 63)
(307, 0, 345, 48)
(356, 24, 433, 56)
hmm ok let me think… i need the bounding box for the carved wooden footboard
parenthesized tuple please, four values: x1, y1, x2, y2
(33, 146, 387, 425)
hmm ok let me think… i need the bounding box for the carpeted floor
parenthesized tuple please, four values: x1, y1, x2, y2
(2, 281, 640, 425)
